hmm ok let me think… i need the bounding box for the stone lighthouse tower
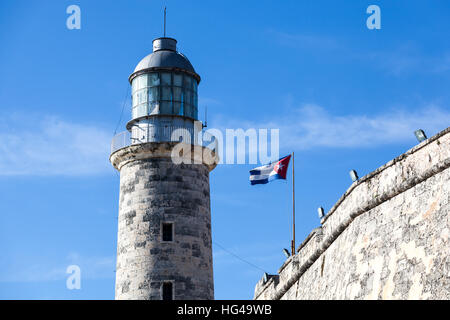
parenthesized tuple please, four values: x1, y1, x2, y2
(110, 36, 217, 300)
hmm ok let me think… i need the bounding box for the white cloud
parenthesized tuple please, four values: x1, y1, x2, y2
(367, 47, 450, 76)
(279, 104, 450, 149)
(0, 252, 115, 283)
(210, 104, 450, 152)
(362, 44, 445, 76)
(0, 115, 113, 176)
(2, 104, 448, 173)
(66, 252, 115, 280)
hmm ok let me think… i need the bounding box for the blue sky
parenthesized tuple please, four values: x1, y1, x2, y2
(0, 0, 449, 299)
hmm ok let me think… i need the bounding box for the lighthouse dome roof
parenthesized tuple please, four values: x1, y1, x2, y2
(130, 37, 199, 82)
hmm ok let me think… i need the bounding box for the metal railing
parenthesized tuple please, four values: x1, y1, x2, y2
(111, 127, 218, 155)
(111, 131, 131, 154)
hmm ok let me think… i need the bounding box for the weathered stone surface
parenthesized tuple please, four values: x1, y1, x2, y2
(112, 143, 215, 300)
(255, 127, 450, 300)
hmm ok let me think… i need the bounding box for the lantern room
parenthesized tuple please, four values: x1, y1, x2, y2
(126, 37, 201, 144)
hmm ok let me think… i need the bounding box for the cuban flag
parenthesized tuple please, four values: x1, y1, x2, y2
(249, 154, 291, 185)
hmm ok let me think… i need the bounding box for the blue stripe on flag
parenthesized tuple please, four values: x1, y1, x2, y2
(249, 173, 283, 185)
(250, 178, 269, 185)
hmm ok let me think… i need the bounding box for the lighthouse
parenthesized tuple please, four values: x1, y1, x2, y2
(110, 36, 217, 300)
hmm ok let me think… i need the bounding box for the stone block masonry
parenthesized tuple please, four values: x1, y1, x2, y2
(111, 142, 216, 300)
(255, 127, 450, 300)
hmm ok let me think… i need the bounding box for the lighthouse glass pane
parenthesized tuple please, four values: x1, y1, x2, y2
(184, 90, 192, 107)
(136, 104, 146, 117)
(160, 101, 172, 114)
(184, 103, 193, 118)
(161, 87, 172, 101)
(183, 76, 192, 90)
(135, 105, 141, 117)
(179, 93, 184, 116)
(135, 76, 141, 90)
(149, 87, 159, 102)
(133, 78, 140, 91)
(132, 92, 138, 107)
(173, 74, 182, 86)
(139, 75, 148, 89)
(147, 102, 155, 115)
(173, 102, 181, 115)
(137, 89, 148, 104)
(193, 81, 197, 93)
(161, 73, 171, 86)
(173, 87, 182, 102)
(150, 102, 159, 115)
(149, 73, 160, 87)
(136, 76, 141, 90)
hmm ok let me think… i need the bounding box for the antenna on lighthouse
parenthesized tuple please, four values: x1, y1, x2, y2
(164, 6, 167, 37)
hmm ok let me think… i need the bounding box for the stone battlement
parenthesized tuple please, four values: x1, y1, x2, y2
(255, 127, 450, 300)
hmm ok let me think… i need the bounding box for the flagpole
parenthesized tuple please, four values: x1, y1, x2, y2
(291, 151, 295, 256)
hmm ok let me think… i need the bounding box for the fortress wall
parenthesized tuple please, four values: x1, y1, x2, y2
(254, 127, 450, 300)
